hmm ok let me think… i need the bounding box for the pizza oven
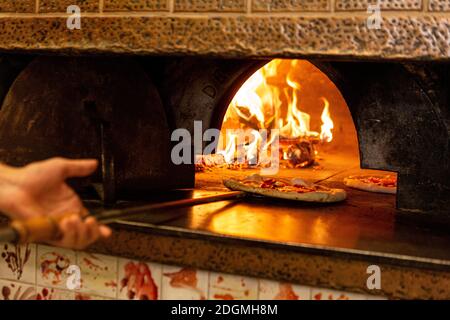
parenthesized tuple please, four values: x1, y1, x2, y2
(1, 2, 450, 225)
(1, 54, 448, 225)
(2, 1, 450, 301)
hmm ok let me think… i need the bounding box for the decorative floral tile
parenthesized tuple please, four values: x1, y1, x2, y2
(36, 245, 76, 290)
(0, 279, 36, 300)
(161, 265, 208, 300)
(36, 286, 74, 300)
(259, 279, 311, 300)
(0, 242, 36, 284)
(77, 252, 118, 298)
(312, 288, 366, 300)
(117, 258, 162, 300)
(209, 272, 258, 300)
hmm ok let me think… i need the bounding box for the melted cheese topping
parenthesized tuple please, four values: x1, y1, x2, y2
(244, 177, 317, 193)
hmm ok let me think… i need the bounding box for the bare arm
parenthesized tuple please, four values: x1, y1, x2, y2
(0, 157, 111, 249)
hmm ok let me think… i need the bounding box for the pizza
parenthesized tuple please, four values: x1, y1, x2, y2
(343, 175, 397, 194)
(223, 174, 346, 203)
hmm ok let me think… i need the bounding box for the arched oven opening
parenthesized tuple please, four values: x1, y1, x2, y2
(196, 58, 381, 191)
(191, 59, 402, 239)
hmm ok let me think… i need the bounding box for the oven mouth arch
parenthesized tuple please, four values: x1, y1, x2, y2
(210, 58, 360, 172)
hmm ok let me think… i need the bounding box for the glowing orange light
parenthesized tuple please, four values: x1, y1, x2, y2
(218, 59, 334, 165)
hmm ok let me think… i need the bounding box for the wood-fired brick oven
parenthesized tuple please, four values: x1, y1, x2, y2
(1, 1, 450, 301)
(0, 0, 449, 221)
(0, 55, 449, 222)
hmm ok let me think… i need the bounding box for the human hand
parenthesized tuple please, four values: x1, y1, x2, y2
(0, 157, 111, 249)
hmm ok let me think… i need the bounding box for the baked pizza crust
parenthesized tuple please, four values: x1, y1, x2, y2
(223, 178, 347, 203)
(343, 176, 396, 194)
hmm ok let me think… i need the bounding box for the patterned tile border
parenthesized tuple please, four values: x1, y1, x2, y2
(0, 242, 387, 300)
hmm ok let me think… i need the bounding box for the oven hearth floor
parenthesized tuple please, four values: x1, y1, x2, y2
(114, 152, 450, 270)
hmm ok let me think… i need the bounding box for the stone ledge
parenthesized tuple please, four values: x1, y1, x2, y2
(174, 0, 247, 12)
(0, 15, 450, 60)
(335, 0, 422, 11)
(39, 0, 99, 13)
(252, 0, 330, 12)
(429, 0, 450, 11)
(0, 0, 35, 13)
(103, 0, 170, 11)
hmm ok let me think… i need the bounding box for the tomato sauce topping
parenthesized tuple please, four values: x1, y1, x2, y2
(362, 175, 397, 188)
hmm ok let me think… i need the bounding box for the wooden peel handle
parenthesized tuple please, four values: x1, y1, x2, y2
(10, 214, 70, 244)
(1, 191, 247, 243)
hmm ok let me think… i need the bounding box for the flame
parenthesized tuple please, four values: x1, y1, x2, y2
(228, 71, 265, 128)
(280, 67, 315, 138)
(218, 132, 237, 164)
(319, 97, 334, 143)
(245, 130, 260, 165)
(218, 59, 334, 165)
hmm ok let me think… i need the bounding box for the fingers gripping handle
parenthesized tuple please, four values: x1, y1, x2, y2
(10, 216, 62, 243)
(0, 191, 246, 244)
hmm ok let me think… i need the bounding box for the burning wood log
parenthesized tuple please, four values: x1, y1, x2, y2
(195, 136, 318, 171)
(195, 154, 226, 172)
(280, 137, 317, 168)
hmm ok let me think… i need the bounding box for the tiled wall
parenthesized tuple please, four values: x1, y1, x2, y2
(0, 242, 385, 300)
(0, 0, 450, 13)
